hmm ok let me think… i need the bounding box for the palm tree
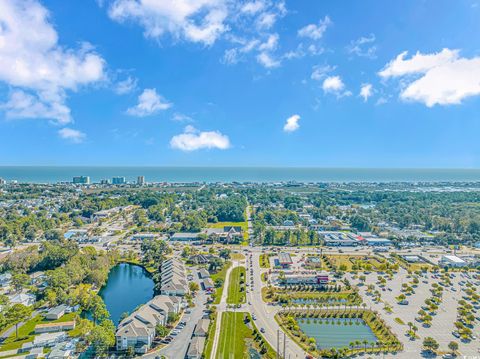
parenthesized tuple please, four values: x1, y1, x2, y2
(362, 339, 369, 352)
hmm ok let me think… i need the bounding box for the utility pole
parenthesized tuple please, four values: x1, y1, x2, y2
(283, 331, 286, 359)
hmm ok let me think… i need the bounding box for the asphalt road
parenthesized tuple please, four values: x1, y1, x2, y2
(247, 251, 307, 359)
(143, 268, 206, 359)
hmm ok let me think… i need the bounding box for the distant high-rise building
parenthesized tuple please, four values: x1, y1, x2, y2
(0, 178, 6, 185)
(137, 176, 145, 185)
(73, 176, 90, 185)
(112, 176, 126, 185)
(100, 179, 110, 185)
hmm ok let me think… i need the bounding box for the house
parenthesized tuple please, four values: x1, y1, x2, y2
(116, 295, 181, 354)
(193, 318, 210, 337)
(0, 272, 12, 287)
(26, 347, 44, 359)
(159, 258, 189, 296)
(188, 254, 212, 265)
(33, 332, 67, 347)
(198, 268, 210, 279)
(35, 321, 76, 334)
(203, 278, 215, 291)
(9, 293, 36, 306)
(45, 304, 68, 320)
(48, 341, 76, 359)
(186, 336, 206, 359)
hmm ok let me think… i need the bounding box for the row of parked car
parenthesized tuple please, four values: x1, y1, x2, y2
(160, 321, 187, 345)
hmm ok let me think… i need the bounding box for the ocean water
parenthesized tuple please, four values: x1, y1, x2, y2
(1, 166, 480, 184)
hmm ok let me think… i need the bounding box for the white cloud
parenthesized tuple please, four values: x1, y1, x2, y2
(170, 126, 230, 151)
(311, 65, 335, 81)
(257, 52, 280, 68)
(172, 112, 193, 122)
(0, 0, 105, 124)
(379, 48, 459, 78)
(283, 114, 300, 132)
(58, 128, 86, 143)
(222, 38, 260, 64)
(322, 76, 351, 97)
(256, 12, 277, 29)
(108, 0, 228, 46)
(115, 76, 137, 94)
(347, 34, 376, 59)
(360, 83, 373, 102)
(127, 88, 172, 116)
(379, 48, 480, 106)
(298, 16, 331, 40)
(241, 1, 265, 14)
(259, 33, 278, 52)
(322, 76, 344, 93)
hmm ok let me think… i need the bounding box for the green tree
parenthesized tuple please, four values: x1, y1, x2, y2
(88, 320, 115, 356)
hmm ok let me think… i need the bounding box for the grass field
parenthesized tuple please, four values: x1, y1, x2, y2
(216, 312, 252, 359)
(211, 261, 232, 304)
(326, 254, 385, 271)
(227, 266, 246, 304)
(1, 313, 77, 351)
(259, 253, 270, 268)
(231, 252, 245, 261)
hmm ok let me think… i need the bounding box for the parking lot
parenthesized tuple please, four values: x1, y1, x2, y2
(348, 267, 480, 357)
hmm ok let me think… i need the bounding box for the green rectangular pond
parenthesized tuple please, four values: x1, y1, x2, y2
(296, 317, 378, 350)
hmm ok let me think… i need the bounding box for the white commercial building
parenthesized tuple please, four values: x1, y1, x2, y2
(440, 255, 467, 267)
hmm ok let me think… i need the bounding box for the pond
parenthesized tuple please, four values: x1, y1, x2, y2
(296, 317, 378, 350)
(291, 298, 347, 304)
(99, 263, 154, 325)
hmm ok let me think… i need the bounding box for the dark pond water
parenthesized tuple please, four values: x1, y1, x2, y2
(99, 263, 154, 324)
(297, 317, 378, 350)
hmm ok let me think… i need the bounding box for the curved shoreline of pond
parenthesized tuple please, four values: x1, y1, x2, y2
(99, 262, 155, 325)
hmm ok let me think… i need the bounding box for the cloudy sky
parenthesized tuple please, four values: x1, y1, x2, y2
(1, 0, 480, 167)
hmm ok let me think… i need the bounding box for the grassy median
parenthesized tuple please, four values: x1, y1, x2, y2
(227, 266, 246, 304)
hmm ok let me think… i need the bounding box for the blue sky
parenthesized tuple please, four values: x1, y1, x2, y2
(1, 0, 480, 167)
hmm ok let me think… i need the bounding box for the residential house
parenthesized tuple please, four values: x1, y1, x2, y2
(33, 332, 67, 348)
(193, 319, 210, 337)
(9, 292, 36, 306)
(198, 268, 210, 279)
(45, 304, 68, 320)
(159, 258, 189, 296)
(203, 278, 215, 291)
(186, 336, 206, 359)
(35, 321, 76, 334)
(116, 295, 180, 354)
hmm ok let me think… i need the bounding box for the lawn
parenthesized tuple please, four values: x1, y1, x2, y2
(227, 266, 246, 304)
(216, 312, 276, 359)
(259, 253, 271, 268)
(208, 221, 249, 242)
(326, 255, 385, 271)
(211, 261, 232, 304)
(216, 312, 253, 359)
(231, 252, 246, 261)
(262, 287, 362, 305)
(0, 313, 77, 352)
